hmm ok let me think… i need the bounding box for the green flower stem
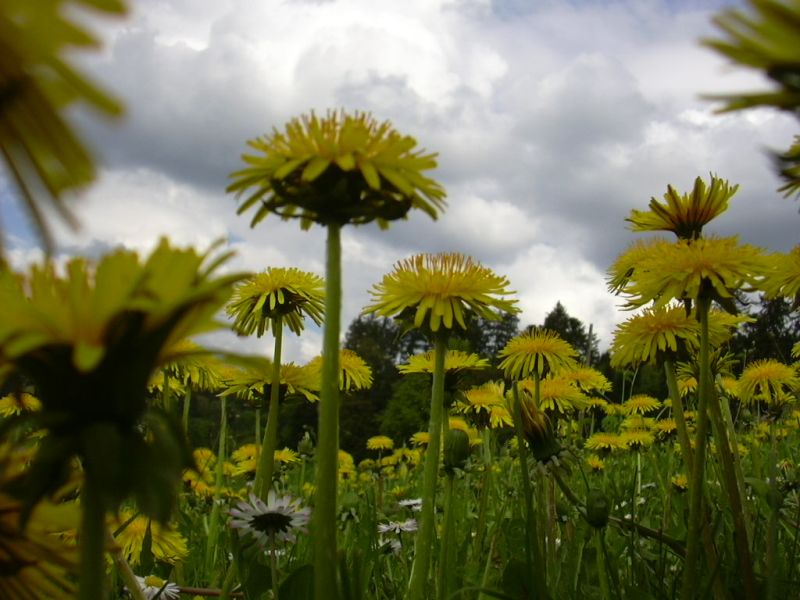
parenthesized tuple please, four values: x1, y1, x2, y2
(255, 316, 283, 499)
(181, 387, 192, 435)
(706, 386, 757, 600)
(595, 530, 612, 600)
(107, 530, 147, 600)
(437, 473, 456, 600)
(405, 332, 447, 600)
(205, 395, 228, 582)
(79, 476, 107, 600)
(314, 223, 342, 600)
(681, 294, 713, 600)
(663, 359, 693, 472)
(270, 531, 280, 600)
(474, 427, 493, 554)
(162, 371, 173, 413)
(767, 422, 779, 600)
(511, 380, 547, 600)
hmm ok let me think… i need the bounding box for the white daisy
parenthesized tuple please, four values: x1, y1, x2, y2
(398, 498, 423, 512)
(229, 491, 311, 547)
(378, 518, 418, 535)
(131, 575, 180, 600)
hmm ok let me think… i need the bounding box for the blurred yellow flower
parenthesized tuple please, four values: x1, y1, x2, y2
(0, 392, 41, 417)
(307, 349, 372, 392)
(367, 436, 395, 451)
(455, 381, 511, 429)
(398, 350, 489, 374)
(622, 394, 661, 416)
(111, 510, 188, 567)
(410, 432, 430, 447)
(762, 245, 800, 303)
(585, 433, 626, 453)
(737, 359, 799, 406)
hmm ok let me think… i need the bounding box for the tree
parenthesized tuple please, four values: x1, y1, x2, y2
(730, 295, 800, 364)
(452, 311, 519, 365)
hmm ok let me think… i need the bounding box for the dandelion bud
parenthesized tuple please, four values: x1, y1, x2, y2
(443, 428, 471, 474)
(585, 489, 611, 529)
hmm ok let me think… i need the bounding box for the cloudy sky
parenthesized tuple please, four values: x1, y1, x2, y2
(2, 0, 797, 363)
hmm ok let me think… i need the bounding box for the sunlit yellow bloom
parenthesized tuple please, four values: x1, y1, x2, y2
(717, 376, 739, 398)
(616, 236, 768, 309)
(274, 448, 300, 464)
(610, 305, 700, 368)
(338, 450, 356, 479)
(620, 429, 655, 450)
(367, 436, 394, 451)
(231, 444, 257, 464)
(562, 367, 612, 394)
(586, 454, 605, 472)
(762, 245, 800, 302)
(607, 237, 673, 294)
(365, 253, 517, 333)
(111, 510, 189, 567)
(653, 418, 677, 438)
(410, 432, 430, 447)
(455, 381, 511, 429)
(306, 349, 372, 392)
(621, 415, 655, 431)
(225, 359, 322, 403)
(622, 394, 661, 415)
(398, 350, 489, 374)
(499, 329, 578, 380)
(671, 473, 689, 492)
(586, 397, 610, 413)
(584, 433, 626, 453)
(227, 267, 325, 337)
(518, 376, 587, 414)
(0, 392, 41, 417)
(626, 175, 738, 240)
(737, 359, 799, 406)
(228, 110, 446, 229)
(677, 375, 698, 398)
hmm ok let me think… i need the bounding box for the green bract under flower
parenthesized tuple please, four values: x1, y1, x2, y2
(0, 238, 243, 521)
(227, 267, 325, 336)
(364, 253, 517, 334)
(228, 110, 446, 229)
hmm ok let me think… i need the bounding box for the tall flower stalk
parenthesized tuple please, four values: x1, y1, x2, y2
(365, 252, 517, 599)
(227, 267, 325, 498)
(228, 110, 445, 599)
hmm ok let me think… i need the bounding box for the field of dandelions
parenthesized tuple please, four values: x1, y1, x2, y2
(1, 1, 800, 599)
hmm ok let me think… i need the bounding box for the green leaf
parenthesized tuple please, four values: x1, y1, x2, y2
(279, 564, 314, 600)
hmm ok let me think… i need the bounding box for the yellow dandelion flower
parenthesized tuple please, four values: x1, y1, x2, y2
(586, 454, 605, 472)
(622, 394, 661, 415)
(228, 110, 446, 230)
(617, 236, 768, 309)
(610, 304, 700, 368)
(499, 329, 579, 380)
(448, 417, 471, 433)
(274, 448, 300, 464)
(584, 433, 626, 453)
(365, 253, 517, 334)
(231, 444, 257, 464)
(338, 450, 356, 479)
(621, 415, 655, 431)
(359, 459, 376, 471)
(306, 349, 372, 392)
(717, 375, 739, 398)
(620, 429, 655, 450)
(0, 392, 41, 417)
(671, 473, 689, 493)
(410, 432, 430, 447)
(227, 267, 325, 337)
(654, 418, 677, 438)
(562, 367, 612, 394)
(111, 511, 189, 567)
(762, 245, 800, 303)
(366, 436, 394, 451)
(737, 359, 799, 406)
(398, 350, 490, 374)
(793, 342, 800, 360)
(518, 376, 587, 414)
(626, 175, 738, 240)
(607, 237, 673, 294)
(455, 381, 510, 429)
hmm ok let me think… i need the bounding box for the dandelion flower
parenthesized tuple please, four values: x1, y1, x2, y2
(455, 381, 511, 429)
(274, 448, 300, 465)
(736, 359, 799, 406)
(610, 305, 700, 368)
(398, 350, 489, 374)
(622, 394, 661, 416)
(365, 253, 517, 334)
(306, 349, 372, 392)
(229, 491, 311, 547)
(762, 245, 800, 303)
(671, 474, 689, 493)
(562, 367, 612, 395)
(499, 329, 578, 380)
(410, 432, 430, 447)
(367, 436, 395, 452)
(228, 110, 446, 229)
(112, 511, 189, 567)
(620, 429, 655, 451)
(585, 433, 626, 453)
(0, 392, 41, 417)
(227, 267, 325, 337)
(586, 455, 605, 472)
(517, 376, 587, 415)
(626, 175, 738, 240)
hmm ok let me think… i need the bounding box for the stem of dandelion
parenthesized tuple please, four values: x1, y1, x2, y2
(255, 317, 284, 499)
(314, 223, 342, 600)
(663, 359, 693, 473)
(79, 475, 107, 600)
(474, 427, 493, 554)
(511, 380, 547, 600)
(406, 332, 447, 600)
(107, 530, 147, 600)
(438, 473, 456, 600)
(681, 294, 712, 600)
(270, 532, 279, 600)
(182, 387, 192, 435)
(707, 384, 757, 600)
(767, 421, 779, 600)
(205, 395, 228, 582)
(595, 529, 612, 600)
